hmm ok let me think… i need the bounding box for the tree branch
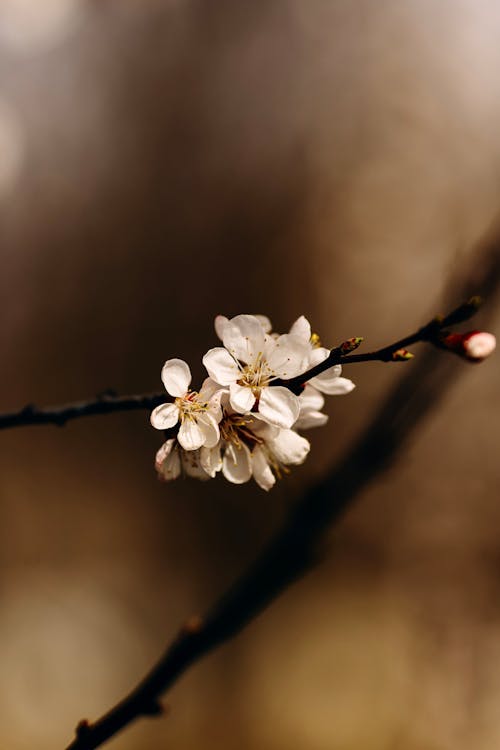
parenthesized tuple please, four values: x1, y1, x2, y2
(0, 298, 483, 431)
(0, 392, 165, 431)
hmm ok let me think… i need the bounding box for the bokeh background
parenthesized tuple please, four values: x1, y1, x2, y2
(0, 1, 500, 748)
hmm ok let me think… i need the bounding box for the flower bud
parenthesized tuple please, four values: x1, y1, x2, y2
(340, 336, 364, 354)
(392, 348, 414, 361)
(439, 330, 496, 361)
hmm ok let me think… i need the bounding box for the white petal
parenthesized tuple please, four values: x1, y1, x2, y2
(229, 383, 256, 413)
(258, 386, 300, 429)
(197, 413, 220, 448)
(200, 444, 222, 477)
(270, 429, 310, 465)
(299, 384, 325, 411)
(203, 347, 239, 385)
(214, 315, 229, 341)
(307, 347, 331, 367)
(178, 418, 205, 451)
(222, 442, 252, 484)
(182, 449, 210, 480)
(199, 376, 224, 401)
(155, 438, 175, 471)
(294, 410, 329, 430)
(251, 446, 276, 491)
(265, 334, 309, 378)
(254, 314, 272, 334)
(161, 358, 192, 397)
(251, 416, 280, 441)
(156, 443, 181, 481)
(222, 314, 266, 364)
(150, 402, 179, 430)
(310, 374, 355, 395)
(289, 315, 311, 342)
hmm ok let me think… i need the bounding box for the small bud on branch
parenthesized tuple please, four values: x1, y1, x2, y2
(340, 337, 364, 354)
(438, 330, 496, 362)
(391, 348, 414, 361)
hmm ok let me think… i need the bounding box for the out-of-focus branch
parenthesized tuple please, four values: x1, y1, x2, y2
(64, 228, 500, 750)
(0, 298, 487, 430)
(0, 392, 165, 431)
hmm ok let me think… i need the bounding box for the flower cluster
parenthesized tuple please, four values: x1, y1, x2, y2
(150, 314, 355, 490)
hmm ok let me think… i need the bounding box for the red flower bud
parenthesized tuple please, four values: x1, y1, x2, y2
(440, 330, 496, 361)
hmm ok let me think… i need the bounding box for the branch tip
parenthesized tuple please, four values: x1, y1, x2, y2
(340, 336, 364, 354)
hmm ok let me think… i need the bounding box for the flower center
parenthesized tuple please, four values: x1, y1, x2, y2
(175, 392, 208, 421)
(220, 413, 263, 449)
(237, 353, 274, 392)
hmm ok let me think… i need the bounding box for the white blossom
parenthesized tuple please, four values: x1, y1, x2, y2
(200, 407, 310, 491)
(156, 438, 210, 481)
(151, 311, 357, 491)
(150, 358, 222, 451)
(203, 314, 310, 429)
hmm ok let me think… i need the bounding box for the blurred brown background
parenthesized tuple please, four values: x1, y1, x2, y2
(0, 1, 499, 748)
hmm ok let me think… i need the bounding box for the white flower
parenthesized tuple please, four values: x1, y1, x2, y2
(200, 409, 310, 491)
(155, 438, 210, 482)
(150, 358, 222, 451)
(203, 314, 309, 429)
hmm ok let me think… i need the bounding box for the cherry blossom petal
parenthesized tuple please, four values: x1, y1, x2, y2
(214, 315, 229, 341)
(156, 443, 181, 481)
(308, 347, 331, 367)
(161, 358, 191, 397)
(270, 429, 310, 465)
(265, 334, 309, 378)
(155, 438, 175, 471)
(251, 417, 280, 441)
(255, 314, 272, 333)
(258, 386, 300, 429)
(289, 315, 311, 342)
(203, 347, 240, 385)
(150, 402, 179, 430)
(200, 444, 222, 477)
(199, 376, 225, 401)
(229, 383, 256, 414)
(299, 384, 325, 411)
(310, 374, 355, 395)
(251, 446, 275, 491)
(178, 418, 206, 451)
(294, 410, 329, 430)
(222, 442, 252, 484)
(222, 314, 266, 364)
(197, 413, 220, 449)
(182, 450, 210, 480)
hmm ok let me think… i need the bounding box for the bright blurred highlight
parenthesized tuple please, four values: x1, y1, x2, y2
(0, 0, 83, 54)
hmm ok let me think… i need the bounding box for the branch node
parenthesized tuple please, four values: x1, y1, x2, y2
(142, 699, 165, 717)
(76, 719, 91, 738)
(183, 614, 204, 635)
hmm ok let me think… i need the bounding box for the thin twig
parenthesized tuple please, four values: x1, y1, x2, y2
(0, 299, 481, 430)
(0, 393, 165, 431)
